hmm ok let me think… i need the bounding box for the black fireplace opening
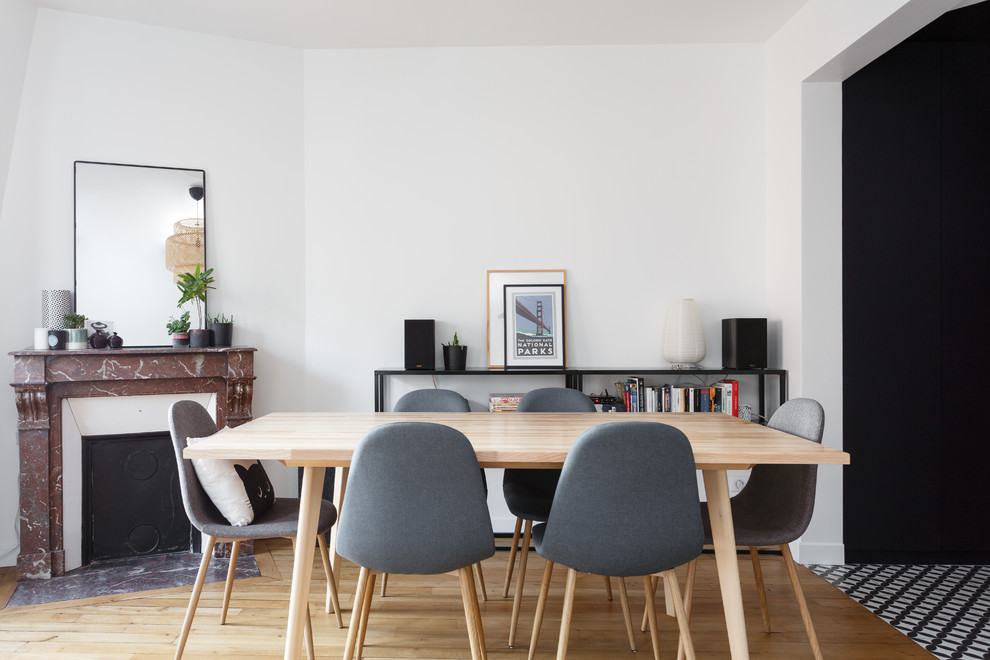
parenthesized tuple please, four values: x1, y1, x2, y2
(82, 431, 192, 565)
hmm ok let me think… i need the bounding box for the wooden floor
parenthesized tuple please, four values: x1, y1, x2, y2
(0, 539, 933, 659)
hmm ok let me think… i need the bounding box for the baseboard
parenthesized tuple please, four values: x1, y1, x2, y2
(798, 541, 845, 565)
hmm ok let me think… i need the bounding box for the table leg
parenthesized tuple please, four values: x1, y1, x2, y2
(702, 468, 750, 660)
(285, 466, 326, 660)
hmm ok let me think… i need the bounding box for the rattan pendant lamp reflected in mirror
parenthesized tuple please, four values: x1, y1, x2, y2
(165, 184, 205, 283)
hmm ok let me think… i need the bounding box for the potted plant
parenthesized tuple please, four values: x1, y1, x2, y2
(442, 332, 468, 371)
(176, 263, 215, 348)
(207, 313, 234, 347)
(63, 313, 89, 350)
(166, 311, 191, 347)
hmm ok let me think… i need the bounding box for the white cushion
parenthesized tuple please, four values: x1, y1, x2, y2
(187, 436, 257, 526)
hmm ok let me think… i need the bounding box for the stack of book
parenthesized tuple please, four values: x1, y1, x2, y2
(613, 377, 739, 415)
(489, 393, 524, 413)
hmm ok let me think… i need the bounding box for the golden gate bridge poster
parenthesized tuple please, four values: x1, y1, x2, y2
(503, 283, 566, 368)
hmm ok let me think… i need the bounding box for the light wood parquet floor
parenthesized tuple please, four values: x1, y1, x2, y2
(0, 539, 933, 659)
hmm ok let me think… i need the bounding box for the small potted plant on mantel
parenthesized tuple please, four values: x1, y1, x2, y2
(63, 313, 88, 350)
(442, 332, 468, 371)
(207, 313, 234, 347)
(166, 311, 191, 347)
(176, 263, 215, 348)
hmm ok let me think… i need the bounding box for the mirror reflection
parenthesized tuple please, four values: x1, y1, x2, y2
(74, 161, 206, 346)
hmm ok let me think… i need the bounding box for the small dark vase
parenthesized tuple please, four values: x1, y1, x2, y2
(442, 345, 467, 371)
(171, 332, 190, 348)
(107, 332, 124, 348)
(189, 329, 210, 348)
(208, 322, 233, 347)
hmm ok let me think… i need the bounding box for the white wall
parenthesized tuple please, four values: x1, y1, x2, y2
(302, 44, 767, 416)
(0, 10, 306, 563)
(0, 0, 35, 210)
(0, 0, 41, 567)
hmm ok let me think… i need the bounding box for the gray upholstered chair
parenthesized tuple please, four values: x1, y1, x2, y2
(502, 387, 598, 647)
(393, 387, 471, 413)
(380, 388, 488, 600)
(336, 421, 496, 660)
(168, 400, 343, 660)
(528, 421, 703, 660)
(674, 398, 826, 660)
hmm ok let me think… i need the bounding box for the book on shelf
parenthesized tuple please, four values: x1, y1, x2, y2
(489, 392, 524, 413)
(607, 377, 742, 416)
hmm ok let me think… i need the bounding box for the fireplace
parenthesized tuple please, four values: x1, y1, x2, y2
(82, 431, 190, 564)
(9, 346, 255, 580)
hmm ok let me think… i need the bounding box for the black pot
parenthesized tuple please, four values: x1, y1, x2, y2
(208, 322, 234, 347)
(189, 329, 210, 348)
(171, 333, 189, 348)
(47, 330, 67, 350)
(443, 345, 467, 370)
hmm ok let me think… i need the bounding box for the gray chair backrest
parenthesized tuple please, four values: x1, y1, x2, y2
(539, 421, 703, 577)
(733, 397, 825, 541)
(506, 388, 595, 495)
(517, 387, 596, 413)
(336, 422, 495, 575)
(168, 400, 226, 532)
(393, 389, 470, 413)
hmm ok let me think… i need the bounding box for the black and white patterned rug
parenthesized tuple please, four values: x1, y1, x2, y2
(810, 564, 990, 660)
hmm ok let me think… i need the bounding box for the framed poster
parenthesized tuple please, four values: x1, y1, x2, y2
(487, 269, 566, 368)
(503, 283, 566, 369)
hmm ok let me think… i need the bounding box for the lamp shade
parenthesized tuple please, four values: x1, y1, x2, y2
(42, 289, 72, 330)
(165, 218, 204, 283)
(661, 299, 706, 368)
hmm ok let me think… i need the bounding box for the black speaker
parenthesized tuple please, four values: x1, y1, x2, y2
(404, 319, 435, 370)
(722, 318, 767, 369)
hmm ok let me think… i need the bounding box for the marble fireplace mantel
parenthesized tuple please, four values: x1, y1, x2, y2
(9, 346, 256, 580)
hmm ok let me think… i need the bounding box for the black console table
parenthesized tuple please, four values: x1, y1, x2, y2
(374, 367, 787, 418)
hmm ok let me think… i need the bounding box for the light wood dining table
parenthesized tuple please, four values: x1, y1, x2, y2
(184, 411, 849, 660)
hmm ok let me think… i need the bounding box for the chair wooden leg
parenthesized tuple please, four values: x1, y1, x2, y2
(780, 544, 824, 660)
(508, 519, 533, 647)
(219, 540, 240, 625)
(641, 574, 659, 632)
(379, 572, 389, 597)
(303, 603, 315, 660)
(642, 575, 662, 660)
(750, 546, 772, 633)
(603, 574, 613, 601)
(459, 565, 488, 660)
(527, 560, 554, 660)
(676, 558, 698, 660)
(474, 561, 488, 601)
(616, 576, 637, 651)
(343, 566, 370, 660)
(175, 536, 216, 660)
(317, 534, 344, 628)
(503, 517, 523, 598)
(664, 569, 697, 660)
(355, 571, 377, 660)
(556, 567, 578, 660)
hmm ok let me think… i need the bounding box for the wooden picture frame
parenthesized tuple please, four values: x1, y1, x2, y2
(503, 283, 566, 369)
(487, 269, 566, 368)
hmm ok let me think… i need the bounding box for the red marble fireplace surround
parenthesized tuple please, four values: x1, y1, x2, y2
(9, 346, 255, 580)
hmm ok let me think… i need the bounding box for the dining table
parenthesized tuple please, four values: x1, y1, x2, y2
(183, 410, 850, 660)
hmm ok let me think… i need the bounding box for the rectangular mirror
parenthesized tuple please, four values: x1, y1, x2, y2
(74, 161, 206, 347)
